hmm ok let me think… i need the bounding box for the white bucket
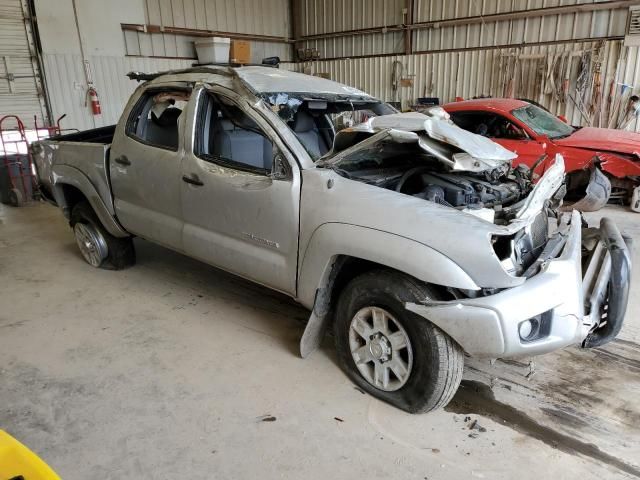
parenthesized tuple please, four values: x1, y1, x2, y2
(194, 37, 231, 64)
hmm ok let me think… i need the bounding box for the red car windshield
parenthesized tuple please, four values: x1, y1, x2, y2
(511, 104, 574, 139)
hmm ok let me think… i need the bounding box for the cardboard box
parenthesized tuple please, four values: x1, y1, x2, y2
(229, 40, 251, 64)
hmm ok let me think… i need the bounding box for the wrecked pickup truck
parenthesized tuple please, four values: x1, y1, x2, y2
(33, 66, 632, 413)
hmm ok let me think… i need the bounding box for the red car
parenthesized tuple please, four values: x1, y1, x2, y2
(443, 98, 640, 210)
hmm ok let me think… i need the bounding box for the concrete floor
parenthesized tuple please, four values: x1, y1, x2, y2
(1, 202, 639, 480)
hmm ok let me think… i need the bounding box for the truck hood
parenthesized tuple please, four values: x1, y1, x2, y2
(323, 111, 517, 173)
(555, 126, 640, 156)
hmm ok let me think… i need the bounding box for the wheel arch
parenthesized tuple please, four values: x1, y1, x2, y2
(52, 165, 129, 238)
(297, 223, 479, 357)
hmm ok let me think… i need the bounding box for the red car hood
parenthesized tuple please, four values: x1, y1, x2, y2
(554, 127, 640, 156)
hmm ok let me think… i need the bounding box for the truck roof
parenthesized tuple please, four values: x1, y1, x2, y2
(234, 66, 372, 97)
(129, 65, 374, 99)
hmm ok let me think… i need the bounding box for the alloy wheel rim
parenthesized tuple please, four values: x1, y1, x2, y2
(73, 222, 108, 267)
(348, 306, 413, 392)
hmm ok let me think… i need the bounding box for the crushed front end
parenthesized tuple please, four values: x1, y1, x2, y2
(407, 210, 632, 358)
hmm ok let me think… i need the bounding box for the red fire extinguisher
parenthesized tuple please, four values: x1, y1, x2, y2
(87, 87, 101, 115)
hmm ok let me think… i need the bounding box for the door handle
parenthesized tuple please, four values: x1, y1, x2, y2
(114, 155, 131, 166)
(182, 174, 204, 186)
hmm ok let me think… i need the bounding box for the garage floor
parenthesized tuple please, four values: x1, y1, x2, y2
(1, 202, 639, 479)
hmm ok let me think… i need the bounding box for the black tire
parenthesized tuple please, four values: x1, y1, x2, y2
(334, 270, 464, 413)
(9, 188, 23, 207)
(70, 201, 135, 270)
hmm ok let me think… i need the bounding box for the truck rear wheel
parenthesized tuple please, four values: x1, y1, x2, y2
(70, 201, 135, 270)
(334, 270, 464, 413)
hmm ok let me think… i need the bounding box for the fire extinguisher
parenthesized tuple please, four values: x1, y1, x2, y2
(87, 86, 101, 115)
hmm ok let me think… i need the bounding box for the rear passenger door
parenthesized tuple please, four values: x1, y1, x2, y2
(180, 86, 301, 295)
(110, 85, 192, 251)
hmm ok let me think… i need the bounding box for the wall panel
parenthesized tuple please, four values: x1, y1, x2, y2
(124, 0, 292, 60)
(298, 39, 640, 132)
(43, 54, 193, 130)
(298, 0, 633, 59)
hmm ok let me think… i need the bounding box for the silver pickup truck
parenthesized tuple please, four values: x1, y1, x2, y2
(33, 66, 631, 413)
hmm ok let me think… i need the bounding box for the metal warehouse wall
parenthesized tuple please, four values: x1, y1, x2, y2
(123, 0, 291, 61)
(294, 0, 640, 131)
(43, 55, 192, 130)
(298, 0, 630, 57)
(411, 0, 626, 50)
(304, 40, 640, 131)
(29, 0, 291, 131)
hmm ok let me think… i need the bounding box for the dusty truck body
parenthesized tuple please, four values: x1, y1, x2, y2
(33, 66, 631, 413)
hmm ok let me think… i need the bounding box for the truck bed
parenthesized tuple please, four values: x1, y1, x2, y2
(32, 125, 116, 208)
(51, 125, 116, 144)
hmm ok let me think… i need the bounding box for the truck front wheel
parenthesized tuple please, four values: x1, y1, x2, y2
(70, 201, 135, 270)
(334, 270, 464, 413)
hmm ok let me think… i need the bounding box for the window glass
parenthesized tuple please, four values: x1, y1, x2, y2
(511, 105, 574, 139)
(450, 112, 527, 139)
(196, 93, 275, 174)
(127, 90, 190, 150)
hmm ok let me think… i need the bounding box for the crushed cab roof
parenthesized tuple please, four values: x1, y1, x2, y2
(234, 66, 373, 98)
(132, 65, 375, 99)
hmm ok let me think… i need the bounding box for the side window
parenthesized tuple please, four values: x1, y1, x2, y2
(195, 92, 275, 174)
(451, 112, 527, 139)
(127, 90, 190, 151)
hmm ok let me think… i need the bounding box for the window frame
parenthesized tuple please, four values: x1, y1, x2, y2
(125, 86, 192, 152)
(194, 90, 277, 177)
(451, 110, 530, 140)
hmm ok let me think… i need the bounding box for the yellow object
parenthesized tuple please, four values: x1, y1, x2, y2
(0, 430, 61, 480)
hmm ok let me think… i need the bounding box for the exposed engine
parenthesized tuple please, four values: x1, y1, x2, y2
(394, 164, 532, 210)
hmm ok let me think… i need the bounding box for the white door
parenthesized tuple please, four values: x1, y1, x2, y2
(0, 0, 48, 123)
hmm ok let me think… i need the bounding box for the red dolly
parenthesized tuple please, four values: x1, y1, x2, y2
(0, 115, 36, 207)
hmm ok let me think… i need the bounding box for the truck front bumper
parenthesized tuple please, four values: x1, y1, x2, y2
(407, 211, 632, 358)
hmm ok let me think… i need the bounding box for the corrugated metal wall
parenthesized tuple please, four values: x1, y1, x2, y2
(123, 0, 292, 61)
(43, 54, 192, 130)
(299, 0, 630, 58)
(293, 0, 640, 131)
(412, 0, 627, 51)
(298, 40, 640, 131)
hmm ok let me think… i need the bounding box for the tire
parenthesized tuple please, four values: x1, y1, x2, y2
(70, 201, 135, 270)
(334, 270, 464, 413)
(9, 188, 23, 207)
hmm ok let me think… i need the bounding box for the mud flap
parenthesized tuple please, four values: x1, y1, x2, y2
(563, 167, 611, 212)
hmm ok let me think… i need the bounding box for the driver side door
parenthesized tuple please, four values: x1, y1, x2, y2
(180, 86, 301, 295)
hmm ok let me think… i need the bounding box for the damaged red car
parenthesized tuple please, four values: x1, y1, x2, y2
(444, 98, 640, 212)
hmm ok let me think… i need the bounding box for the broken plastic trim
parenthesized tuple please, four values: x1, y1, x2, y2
(562, 166, 611, 213)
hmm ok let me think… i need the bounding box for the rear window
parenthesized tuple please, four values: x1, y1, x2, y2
(126, 90, 191, 151)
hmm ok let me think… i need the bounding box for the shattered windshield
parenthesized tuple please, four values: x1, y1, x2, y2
(512, 104, 574, 139)
(261, 91, 395, 160)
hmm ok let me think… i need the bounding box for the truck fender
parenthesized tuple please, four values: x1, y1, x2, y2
(298, 223, 480, 357)
(52, 164, 129, 238)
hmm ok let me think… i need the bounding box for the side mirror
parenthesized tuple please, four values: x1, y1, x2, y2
(537, 135, 550, 149)
(271, 153, 289, 180)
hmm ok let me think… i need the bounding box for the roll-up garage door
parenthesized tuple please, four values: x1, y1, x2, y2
(0, 0, 49, 125)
